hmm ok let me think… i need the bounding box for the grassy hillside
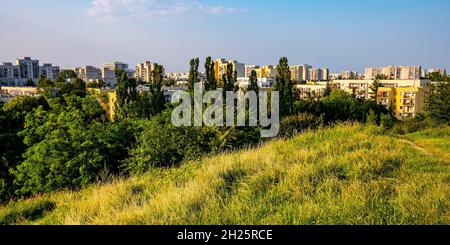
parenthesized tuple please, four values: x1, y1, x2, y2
(1, 124, 449, 225)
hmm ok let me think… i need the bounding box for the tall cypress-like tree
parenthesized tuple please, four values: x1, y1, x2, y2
(115, 70, 138, 120)
(274, 57, 294, 117)
(149, 63, 166, 116)
(188, 58, 200, 93)
(204, 56, 217, 91)
(222, 63, 237, 92)
(248, 70, 259, 93)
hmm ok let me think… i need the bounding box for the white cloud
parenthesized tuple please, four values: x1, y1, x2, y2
(86, 0, 244, 20)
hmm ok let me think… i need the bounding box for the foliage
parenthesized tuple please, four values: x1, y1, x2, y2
(274, 57, 294, 117)
(426, 81, 449, 124)
(188, 58, 200, 93)
(204, 56, 217, 91)
(11, 95, 133, 195)
(1, 125, 448, 225)
(279, 113, 323, 138)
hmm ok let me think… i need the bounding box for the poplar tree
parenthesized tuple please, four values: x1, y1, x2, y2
(188, 58, 200, 93)
(204, 56, 217, 91)
(274, 57, 294, 117)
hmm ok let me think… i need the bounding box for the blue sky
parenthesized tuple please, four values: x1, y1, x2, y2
(1, 0, 449, 72)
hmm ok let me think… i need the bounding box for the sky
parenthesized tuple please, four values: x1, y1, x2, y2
(1, 0, 449, 73)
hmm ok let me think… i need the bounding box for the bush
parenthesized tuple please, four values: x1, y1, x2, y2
(279, 113, 323, 138)
(124, 110, 215, 173)
(391, 115, 438, 135)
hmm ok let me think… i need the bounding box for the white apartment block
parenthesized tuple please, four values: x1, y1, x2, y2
(39, 63, 60, 81)
(135, 61, 157, 83)
(365, 65, 423, 80)
(103, 61, 129, 71)
(16, 57, 40, 81)
(245, 65, 259, 78)
(78, 66, 101, 82)
(332, 79, 431, 100)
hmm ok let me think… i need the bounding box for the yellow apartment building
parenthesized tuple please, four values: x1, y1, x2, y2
(214, 59, 245, 80)
(88, 88, 117, 121)
(377, 87, 429, 119)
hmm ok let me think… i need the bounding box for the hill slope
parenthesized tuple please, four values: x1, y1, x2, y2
(1, 124, 449, 225)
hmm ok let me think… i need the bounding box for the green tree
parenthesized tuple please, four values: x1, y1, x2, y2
(426, 81, 450, 124)
(24, 78, 35, 87)
(149, 63, 166, 116)
(115, 70, 138, 120)
(371, 74, 388, 102)
(248, 70, 259, 93)
(274, 57, 294, 117)
(222, 63, 237, 92)
(204, 56, 217, 91)
(188, 58, 200, 93)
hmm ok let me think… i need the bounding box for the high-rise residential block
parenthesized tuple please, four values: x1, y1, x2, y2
(245, 65, 259, 78)
(39, 63, 60, 81)
(78, 66, 101, 82)
(136, 61, 157, 83)
(15, 57, 40, 80)
(365, 65, 422, 80)
(103, 61, 129, 71)
(214, 59, 245, 80)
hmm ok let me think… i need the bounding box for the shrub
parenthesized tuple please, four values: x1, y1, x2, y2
(279, 113, 323, 138)
(124, 110, 215, 173)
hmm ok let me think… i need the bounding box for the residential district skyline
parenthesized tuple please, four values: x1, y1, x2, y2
(1, 0, 450, 72)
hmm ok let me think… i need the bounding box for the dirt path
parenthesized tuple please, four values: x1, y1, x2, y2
(397, 136, 432, 156)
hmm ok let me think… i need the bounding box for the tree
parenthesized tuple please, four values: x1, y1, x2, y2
(204, 56, 217, 91)
(222, 63, 237, 92)
(115, 70, 138, 120)
(371, 74, 388, 102)
(248, 70, 259, 93)
(426, 81, 450, 124)
(11, 95, 119, 195)
(274, 57, 294, 117)
(24, 78, 35, 87)
(37, 75, 54, 89)
(188, 58, 200, 93)
(149, 63, 166, 116)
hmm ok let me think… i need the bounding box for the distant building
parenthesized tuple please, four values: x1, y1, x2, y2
(103, 62, 129, 71)
(0, 62, 20, 85)
(16, 57, 40, 81)
(377, 86, 429, 119)
(296, 84, 328, 100)
(136, 61, 157, 83)
(290, 66, 304, 82)
(214, 59, 245, 80)
(428, 68, 447, 76)
(365, 65, 422, 80)
(77, 66, 101, 82)
(101, 68, 117, 86)
(245, 65, 259, 78)
(39, 63, 60, 81)
(340, 71, 358, 80)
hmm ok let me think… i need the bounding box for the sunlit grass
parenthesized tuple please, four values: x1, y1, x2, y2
(1, 124, 449, 225)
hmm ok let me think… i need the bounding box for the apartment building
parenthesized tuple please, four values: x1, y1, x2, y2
(365, 65, 422, 80)
(77, 66, 101, 82)
(244, 65, 259, 78)
(213, 59, 245, 80)
(428, 68, 447, 76)
(0, 62, 20, 84)
(340, 71, 358, 80)
(15, 57, 40, 81)
(135, 61, 158, 83)
(377, 87, 429, 119)
(103, 62, 129, 71)
(296, 84, 328, 100)
(39, 63, 60, 81)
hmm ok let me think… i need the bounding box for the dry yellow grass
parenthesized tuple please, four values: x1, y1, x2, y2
(1, 124, 449, 225)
